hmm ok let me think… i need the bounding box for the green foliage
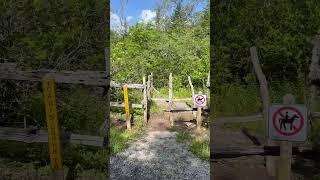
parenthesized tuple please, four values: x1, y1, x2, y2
(110, 115, 146, 154)
(189, 139, 210, 160)
(0, 0, 107, 70)
(111, 2, 209, 88)
(57, 87, 107, 134)
(212, 83, 262, 117)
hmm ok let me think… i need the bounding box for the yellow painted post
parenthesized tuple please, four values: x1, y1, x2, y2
(123, 85, 131, 130)
(42, 79, 63, 173)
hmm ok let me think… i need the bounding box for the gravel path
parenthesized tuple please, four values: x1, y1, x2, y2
(110, 131, 210, 180)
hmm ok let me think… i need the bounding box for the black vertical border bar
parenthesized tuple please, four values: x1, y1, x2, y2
(105, 0, 110, 179)
(210, 0, 217, 179)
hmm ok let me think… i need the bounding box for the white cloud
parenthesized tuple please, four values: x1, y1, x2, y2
(126, 16, 133, 22)
(139, 9, 157, 23)
(111, 12, 133, 33)
(111, 12, 121, 32)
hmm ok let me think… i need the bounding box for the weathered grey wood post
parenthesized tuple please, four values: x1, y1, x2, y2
(206, 72, 210, 106)
(308, 35, 320, 132)
(169, 73, 173, 103)
(150, 72, 154, 97)
(147, 75, 151, 100)
(277, 94, 294, 180)
(188, 76, 195, 98)
(188, 76, 196, 118)
(250, 46, 277, 176)
(196, 91, 203, 131)
(143, 76, 148, 124)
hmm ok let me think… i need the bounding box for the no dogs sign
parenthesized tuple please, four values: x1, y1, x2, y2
(269, 104, 307, 141)
(194, 94, 206, 107)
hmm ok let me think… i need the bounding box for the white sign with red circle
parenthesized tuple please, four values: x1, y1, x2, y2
(194, 94, 206, 107)
(269, 104, 307, 141)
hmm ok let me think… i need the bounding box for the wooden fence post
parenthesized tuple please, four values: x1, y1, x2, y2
(42, 78, 64, 179)
(147, 75, 151, 100)
(206, 72, 210, 106)
(308, 35, 320, 132)
(188, 76, 196, 118)
(196, 91, 203, 131)
(169, 73, 173, 103)
(188, 76, 195, 99)
(123, 85, 131, 130)
(250, 46, 277, 176)
(277, 94, 294, 180)
(169, 109, 174, 127)
(143, 76, 148, 124)
(150, 72, 154, 96)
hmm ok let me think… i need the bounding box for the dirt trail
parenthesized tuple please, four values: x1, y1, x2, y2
(110, 100, 210, 180)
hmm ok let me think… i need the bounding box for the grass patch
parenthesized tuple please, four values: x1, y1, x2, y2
(172, 127, 209, 160)
(310, 174, 320, 180)
(150, 100, 161, 115)
(110, 115, 146, 155)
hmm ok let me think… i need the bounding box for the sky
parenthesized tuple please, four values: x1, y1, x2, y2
(110, 0, 207, 32)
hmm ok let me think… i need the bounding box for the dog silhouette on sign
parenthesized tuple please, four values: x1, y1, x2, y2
(196, 96, 204, 103)
(278, 112, 299, 131)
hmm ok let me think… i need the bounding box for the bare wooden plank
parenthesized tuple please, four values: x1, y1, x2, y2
(211, 146, 304, 159)
(110, 102, 143, 108)
(0, 63, 16, 70)
(213, 114, 263, 124)
(312, 112, 320, 118)
(0, 127, 104, 147)
(70, 134, 104, 147)
(0, 65, 109, 86)
(110, 80, 144, 89)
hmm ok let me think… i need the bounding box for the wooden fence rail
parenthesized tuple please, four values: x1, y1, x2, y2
(211, 145, 315, 159)
(212, 112, 320, 125)
(0, 126, 105, 147)
(0, 64, 109, 86)
(111, 80, 144, 89)
(110, 102, 143, 109)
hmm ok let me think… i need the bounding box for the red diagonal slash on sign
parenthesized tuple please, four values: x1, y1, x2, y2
(278, 110, 298, 130)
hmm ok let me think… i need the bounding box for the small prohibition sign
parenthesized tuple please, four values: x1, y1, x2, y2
(194, 95, 205, 106)
(272, 106, 304, 136)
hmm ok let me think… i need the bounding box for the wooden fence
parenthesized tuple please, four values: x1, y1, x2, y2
(110, 73, 153, 130)
(211, 36, 320, 179)
(0, 60, 110, 177)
